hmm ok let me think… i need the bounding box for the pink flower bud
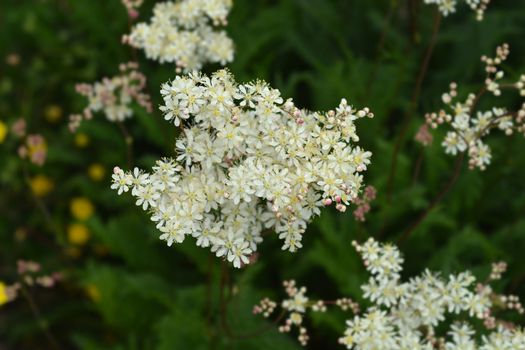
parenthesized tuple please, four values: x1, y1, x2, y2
(336, 204, 346, 212)
(128, 9, 139, 19)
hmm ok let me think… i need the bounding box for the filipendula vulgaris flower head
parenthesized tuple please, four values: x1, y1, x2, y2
(423, 0, 491, 20)
(425, 44, 525, 170)
(69, 62, 152, 132)
(111, 69, 373, 268)
(123, 0, 234, 72)
(338, 238, 525, 350)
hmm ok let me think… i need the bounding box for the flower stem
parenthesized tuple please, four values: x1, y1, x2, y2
(398, 152, 464, 243)
(117, 122, 134, 169)
(386, 9, 442, 201)
(218, 261, 285, 340)
(20, 286, 62, 350)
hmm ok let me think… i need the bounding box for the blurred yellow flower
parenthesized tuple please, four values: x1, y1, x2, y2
(0, 282, 8, 306)
(0, 121, 7, 143)
(88, 163, 105, 181)
(67, 223, 90, 245)
(86, 284, 101, 303)
(70, 197, 94, 221)
(29, 175, 54, 197)
(74, 133, 89, 147)
(45, 105, 63, 123)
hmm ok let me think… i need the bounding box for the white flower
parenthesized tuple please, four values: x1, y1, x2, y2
(452, 112, 470, 130)
(282, 288, 309, 313)
(442, 131, 467, 155)
(111, 167, 133, 195)
(159, 219, 187, 246)
(227, 237, 252, 268)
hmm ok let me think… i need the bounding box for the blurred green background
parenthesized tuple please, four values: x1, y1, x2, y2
(1, 0, 524, 349)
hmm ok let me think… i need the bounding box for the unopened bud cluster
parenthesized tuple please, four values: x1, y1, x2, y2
(111, 70, 373, 267)
(69, 62, 152, 132)
(6, 118, 47, 166)
(423, 0, 491, 20)
(425, 44, 525, 170)
(352, 185, 376, 222)
(489, 261, 507, 281)
(339, 238, 525, 350)
(252, 298, 276, 318)
(18, 134, 47, 166)
(0, 260, 62, 307)
(123, 0, 234, 71)
(121, 0, 143, 19)
(414, 124, 433, 147)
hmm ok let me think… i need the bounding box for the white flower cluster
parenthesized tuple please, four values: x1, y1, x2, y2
(423, 0, 491, 20)
(278, 281, 313, 346)
(123, 0, 234, 71)
(339, 238, 525, 350)
(425, 44, 525, 170)
(69, 62, 152, 132)
(111, 69, 373, 268)
(254, 280, 360, 346)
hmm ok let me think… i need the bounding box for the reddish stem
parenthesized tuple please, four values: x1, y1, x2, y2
(386, 9, 442, 201)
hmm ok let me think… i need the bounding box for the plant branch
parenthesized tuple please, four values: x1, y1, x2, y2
(20, 286, 62, 350)
(386, 9, 442, 201)
(117, 122, 134, 168)
(398, 152, 464, 243)
(218, 261, 286, 340)
(412, 147, 425, 184)
(364, 0, 399, 102)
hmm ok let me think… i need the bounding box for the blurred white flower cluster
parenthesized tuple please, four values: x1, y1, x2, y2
(69, 62, 152, 132)
(111, 69, 373, 267)
(339, 237, 525, 350)
(425, 44, 525, 170)
(423, 0, 491, 20)
(123, 0, 234, 71)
